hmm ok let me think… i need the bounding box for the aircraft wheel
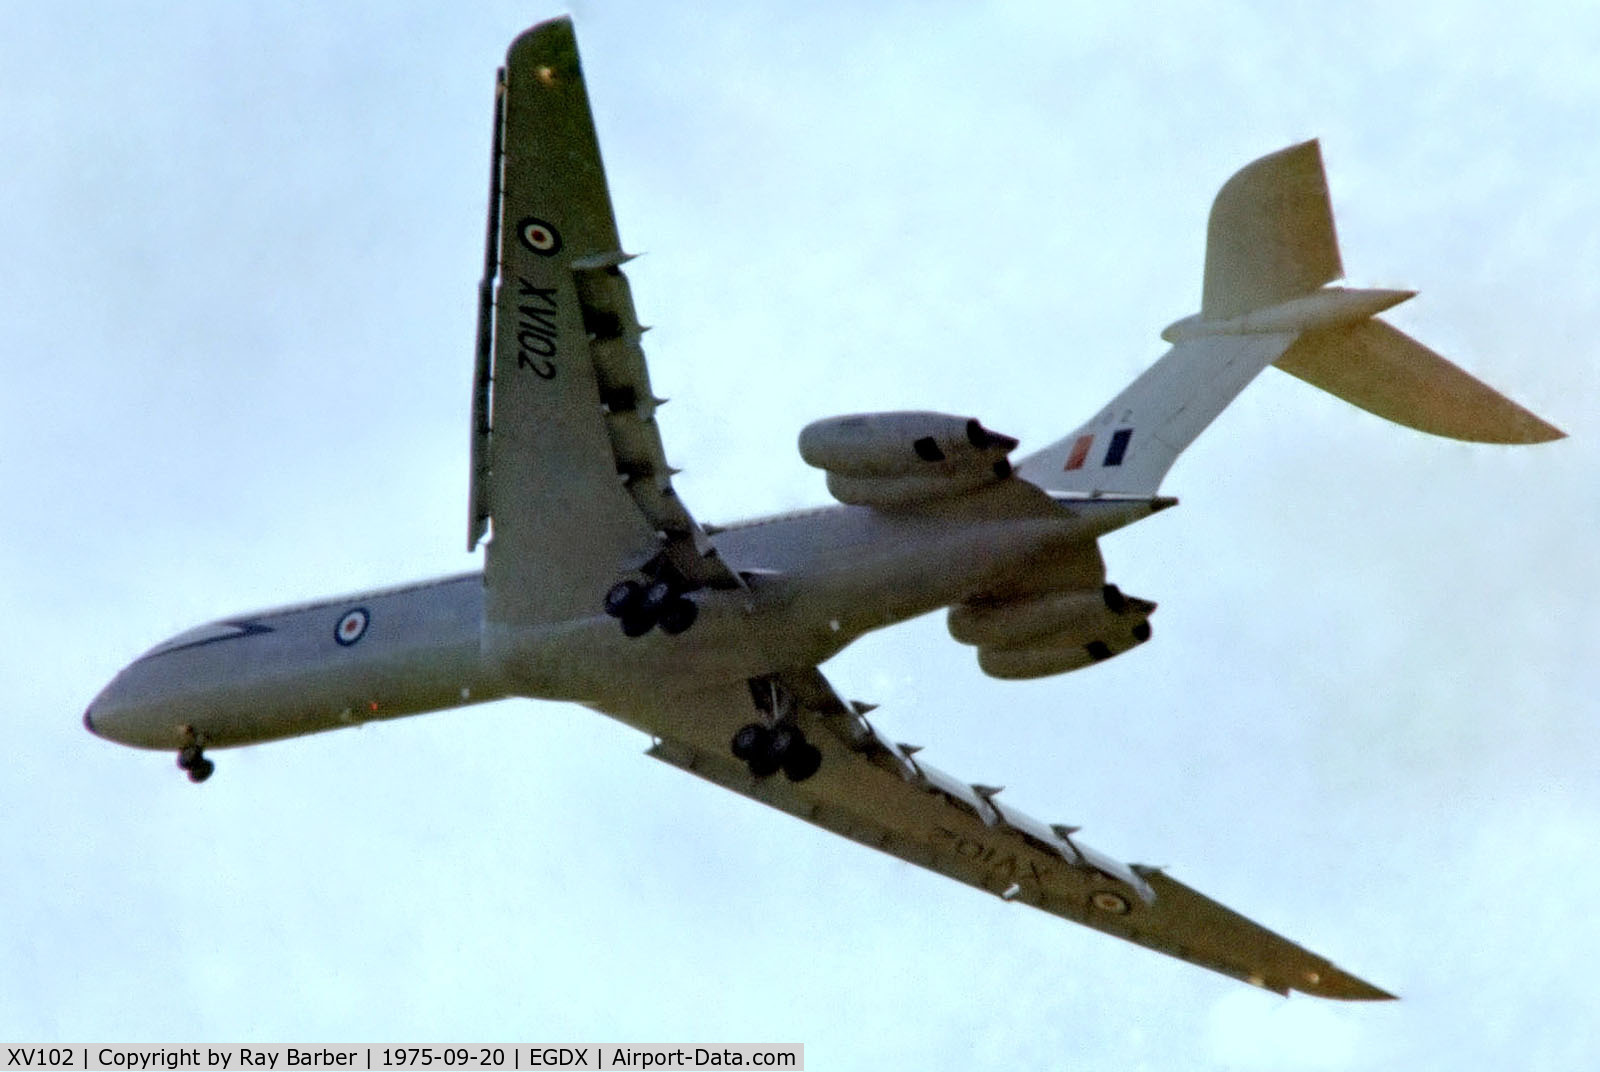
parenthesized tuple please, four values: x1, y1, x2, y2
(186, 758, 215, 784)
(603, 580, 644, 618)
(731, 722, 769, 761)
(766, 723, 804, 759)
(620, 609, 657, 637)
(640, 579, 676, 615)
(782, 742, 822, 783)
(751, 724, 806, 779)
(747, 750, 783, 779)
(658, 597, 698, 635)
(177, 745, 203, 771)
(747, 724, 791, 778)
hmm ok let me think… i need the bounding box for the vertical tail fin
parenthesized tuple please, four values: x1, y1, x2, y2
(1201, 141, 1342, 320)
(1016, 141, 1562, 497)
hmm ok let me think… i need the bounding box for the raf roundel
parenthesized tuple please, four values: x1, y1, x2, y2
(517, 217, 562, 256)
(1091, 891, 1132, 915)
(334, 608, 370, 647)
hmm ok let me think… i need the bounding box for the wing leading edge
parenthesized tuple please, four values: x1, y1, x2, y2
(471, 17, 737, 628)
(639, 672, 1392, 1001)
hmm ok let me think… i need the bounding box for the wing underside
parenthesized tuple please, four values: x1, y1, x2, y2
(636, 671, 1392, 1001)
(471, 17, 736, 627)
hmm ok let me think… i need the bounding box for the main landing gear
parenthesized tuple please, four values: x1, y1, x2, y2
(603, 574, 698, 637)
(175, 727, 214, 783)
(730, 721, 822, 782)
(730, 677, 822, 783)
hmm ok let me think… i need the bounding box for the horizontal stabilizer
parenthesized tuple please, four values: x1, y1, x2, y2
(1274, 319, 1565, 443)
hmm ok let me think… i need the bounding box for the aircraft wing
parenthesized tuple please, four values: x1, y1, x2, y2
(469, 17, 738, 626)
(638, 669, 1393, 1001)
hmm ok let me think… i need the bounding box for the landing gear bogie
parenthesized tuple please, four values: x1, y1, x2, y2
(731, 720, 821, 783)
(603, 570, 699, 638)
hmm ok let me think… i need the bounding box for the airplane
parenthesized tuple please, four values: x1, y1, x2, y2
(83, 16, 1563, 1001)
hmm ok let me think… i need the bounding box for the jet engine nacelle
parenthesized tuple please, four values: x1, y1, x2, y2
(950, 584, 1156, 680)
(822, 469, 997, 508)
(948, 584, 1155, 649)
(800, 411, 1019, 508)
(976, 619, 1152, 680)
(799, 411, 1018, 479)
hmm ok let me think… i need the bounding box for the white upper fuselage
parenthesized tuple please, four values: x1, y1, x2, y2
(84, 494, 1164, 752)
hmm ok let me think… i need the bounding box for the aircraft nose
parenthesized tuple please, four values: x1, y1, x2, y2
(82, 677, 143, 746)
(82, 680, 124, 742)
(82, 664, 193, 750)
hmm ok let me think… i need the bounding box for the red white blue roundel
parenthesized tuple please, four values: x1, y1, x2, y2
(1091, 890, 1131, 915)
(517, 217, 562, 255)
(334, 607, 370, 647)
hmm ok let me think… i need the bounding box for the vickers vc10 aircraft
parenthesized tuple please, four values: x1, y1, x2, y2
(85, 18, 1563, 1000)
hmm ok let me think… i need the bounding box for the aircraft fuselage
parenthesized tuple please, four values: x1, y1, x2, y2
(85, 496, 1164, 753)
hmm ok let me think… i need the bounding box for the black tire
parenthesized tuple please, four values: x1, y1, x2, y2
(731, 722, 769, 761)
(603, 580, 643, 618)
(782, 742, 823, 783)
(641, 579, 675, 614)
(658, 597, 698, 635)
(620, 609, 657, 637)
(187, 758, 215, 783)
(747, 751, 783, 779)
(766, 723, 804, 761)
(177, 745, 202, 771)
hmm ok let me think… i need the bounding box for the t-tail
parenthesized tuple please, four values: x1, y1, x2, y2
(1015, 140, 1564, 497)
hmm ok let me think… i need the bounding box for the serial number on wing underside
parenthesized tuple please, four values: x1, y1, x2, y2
(933, 824, 1057, 888)
(513, 277, 559, 379)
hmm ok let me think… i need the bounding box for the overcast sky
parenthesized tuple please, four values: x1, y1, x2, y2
(4, 2, 1597, 1068)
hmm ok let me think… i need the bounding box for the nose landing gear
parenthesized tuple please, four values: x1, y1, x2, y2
(176, 727, 214, 783)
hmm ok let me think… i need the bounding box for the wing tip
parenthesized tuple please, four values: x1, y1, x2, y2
(1291, 966, 1398, 1002)
(1510, 417, 1567, 445)
(1445, 403, 1566, 445)
(508, 16, 579, 69)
